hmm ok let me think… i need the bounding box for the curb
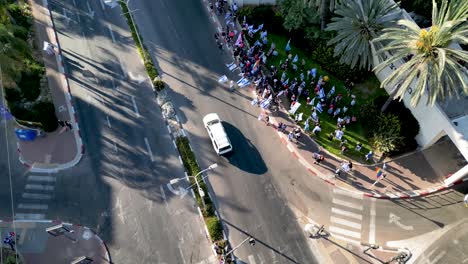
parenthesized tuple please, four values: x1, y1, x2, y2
(0, 219, 112, 262)
(260, 95, 468, 200)
(16, 0, 84, 173)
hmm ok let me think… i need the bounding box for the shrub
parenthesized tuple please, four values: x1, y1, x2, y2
(144, 59, 158, 80)
(18, 64, 44, 101)
(153, 79, 165, 91)
(7, 3, 32, 30)
(384, 100, 420, 156)
(175, 136, 200, 176)
(237, 5, 285, 35)
(206, 217, 223, 242)
(370, 113, 403, 154)
(32, 102, 58, 132)
(203, 203, 215, 217)
(5, 88, 22, 103)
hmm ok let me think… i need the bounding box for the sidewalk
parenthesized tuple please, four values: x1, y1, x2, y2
(266, 103, 468, 199)
(0, 220, 110, 264)
(16, 0, 83, 172)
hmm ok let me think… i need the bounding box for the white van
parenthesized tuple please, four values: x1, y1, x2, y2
(203, 113, 233, 155)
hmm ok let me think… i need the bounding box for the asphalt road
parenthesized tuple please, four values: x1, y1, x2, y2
(0, 0, 466, 263)
(0, 0, 215, 263)
(128, 0, 468, 262)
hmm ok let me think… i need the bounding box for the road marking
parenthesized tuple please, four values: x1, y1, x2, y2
(369, 198, 376, 244)
(160, 185, 169, 208)
(331, 208, 362, 220)
(25, 184, 54, 191)
(178, 156, 183, 165)
(106, 115, 112, 128)
(18, 204, 48, 210)
(333, 188, 363, 200)
(108, 24, 116, 42)
(15, 213, 45, 220)
(27, 175, 56, 182)
(332, 198, 363, 211)
(113, 141, 118, 153)
(99, 0, 105, 10)
(178, 243, 187, 264)
(167, 125, 171, 133)
(144, 137, 154, 162)
(389, 213, 413, 230)
(248, 255, 257, 264)
(22, 193, 52, 200)
(329, 226, 361, 239)
(329, 233, 361, 245)
(115, 197, 125, 224)
(118, 56, 127, 78)
(86, 1, 95, 18)
(172, 140, 177, 150)
(130, 96, 140, 118)
(331, 216, 361, 229)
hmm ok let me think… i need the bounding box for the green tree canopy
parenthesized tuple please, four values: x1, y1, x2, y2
(278, 0, 319, 31)
(373, 0, 468, 106)
(326, 0, 401, 70)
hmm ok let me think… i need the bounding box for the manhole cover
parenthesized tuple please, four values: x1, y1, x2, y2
(82, 229, 93, 240)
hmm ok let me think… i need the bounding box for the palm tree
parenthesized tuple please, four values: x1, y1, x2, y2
(325, 0, 401, 70)
(305, 0, 340, 31)
(373, 0, 468, 106)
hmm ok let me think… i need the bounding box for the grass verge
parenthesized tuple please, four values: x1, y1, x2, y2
(119, 1, 161, 88)
(175, 136, 224, 242)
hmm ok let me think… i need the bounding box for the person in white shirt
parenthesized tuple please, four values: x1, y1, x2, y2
(312, 125, 321, 135)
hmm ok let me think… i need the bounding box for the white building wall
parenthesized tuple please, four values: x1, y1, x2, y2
(234, 0, 276, 6)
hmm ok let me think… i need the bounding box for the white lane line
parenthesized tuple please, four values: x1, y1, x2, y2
(144, 137, 154, 162)
(99, 0, 105, 10)
(330, 216, 361, 230)
(108, 24, 116, 42)
(329, 226, 361, 239)
(131, 96, 140, 118)
(27, 175, 56, 182)
(172, 140, 177, 149)
(18, 204, 48, 210)
(331, 208, 363, 220)
(25, 184, 54, 191)
(15, 213, 45, 220)
(167, 125, 171, 133)
(332, 198, 363, 211)
(330, 233, 361, 245)
(160, 185, 169, 208)
(178, 243, 187, 264)
(178, 156, 183, 165)
(106, 115, 112, 128)
(113, 141, 118, 153)
(333, 188, 363, 200)
(248, 255, 257, 264)
(22, 193, 52, 200)
(369, 198, 376, 244)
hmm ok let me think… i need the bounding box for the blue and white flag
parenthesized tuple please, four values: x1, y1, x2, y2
(292, 54, 298, 63)
(285, 39, 291, 52)
(310, 68, 317, 78)
(318, 87, 326, 99)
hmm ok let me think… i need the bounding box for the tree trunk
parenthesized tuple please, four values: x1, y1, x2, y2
(320, 0, 330, 31)
(380, 96, 393, 112)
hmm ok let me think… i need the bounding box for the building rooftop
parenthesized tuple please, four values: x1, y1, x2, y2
(439, 94, 468, 120)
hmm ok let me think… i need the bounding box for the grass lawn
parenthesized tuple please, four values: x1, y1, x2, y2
(256, 33, 388, 163)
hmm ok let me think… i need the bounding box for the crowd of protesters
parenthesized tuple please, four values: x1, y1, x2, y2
(211, 1, 372, 169)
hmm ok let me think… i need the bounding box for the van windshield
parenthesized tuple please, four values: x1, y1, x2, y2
(207, 120, 220, 126)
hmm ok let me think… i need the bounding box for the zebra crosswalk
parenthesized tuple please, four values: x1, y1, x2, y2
(329, 188, 364, 245)
(15, 172, 56, 220)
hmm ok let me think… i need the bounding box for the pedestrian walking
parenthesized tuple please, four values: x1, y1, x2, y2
(293, 127, 301, 139)
(288, 131, 294, 141)
(265, 114, 270, 126)
(58, 120, 65, 127)
(382, 162, 387, 170)
(365, 151, 373, 161)
(65, 121, 73, 131)
(313, 153, 324, 164)
(355, 142, 362, 152)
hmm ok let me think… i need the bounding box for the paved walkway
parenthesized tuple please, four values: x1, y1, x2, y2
(15, 0, 83, 172)
(0, 221, 110, 264)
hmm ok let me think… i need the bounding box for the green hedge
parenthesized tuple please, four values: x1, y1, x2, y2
(119, 1, 160, 85)
(206, 217, 223, 242)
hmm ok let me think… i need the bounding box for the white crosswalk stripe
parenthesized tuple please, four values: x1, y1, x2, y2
(16, 172, 56, 220)
(27, 175, 56, 182)
(329, 188, 365, 244)
(248, 254, 257, 264)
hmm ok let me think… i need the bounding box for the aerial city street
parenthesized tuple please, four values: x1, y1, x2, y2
(0, 0, 467, 263)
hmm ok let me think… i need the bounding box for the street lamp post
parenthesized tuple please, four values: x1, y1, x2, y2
(222, 236, 256, 263)
(169, 163, 218, 209)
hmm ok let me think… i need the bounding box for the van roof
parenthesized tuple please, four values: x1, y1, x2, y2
(210, 122, 230, 148)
